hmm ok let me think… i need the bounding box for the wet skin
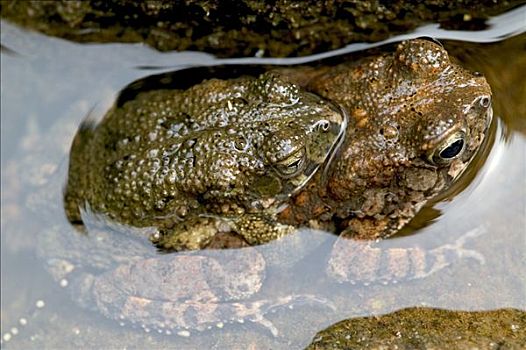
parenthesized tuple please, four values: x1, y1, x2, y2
(56, 39, 493, 333)
(64, 71, 346, 249)
(65, 39, 492, 250)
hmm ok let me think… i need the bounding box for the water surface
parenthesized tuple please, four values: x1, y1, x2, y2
(1, 10, 525, 349)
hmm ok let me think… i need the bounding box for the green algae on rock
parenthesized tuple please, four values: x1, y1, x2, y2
(307, 308, 526, 349)
(1, 0, 523, 57)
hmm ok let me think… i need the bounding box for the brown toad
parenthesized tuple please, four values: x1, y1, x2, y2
(64, 39, 492, 255)
(278, 38, 492, 283)
(48, 38, 492, 335)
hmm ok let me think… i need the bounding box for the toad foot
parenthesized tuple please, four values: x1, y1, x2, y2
(327, 226, 486, 285)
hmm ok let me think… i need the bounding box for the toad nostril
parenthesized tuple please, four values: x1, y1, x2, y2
(480, 96, 491, 108)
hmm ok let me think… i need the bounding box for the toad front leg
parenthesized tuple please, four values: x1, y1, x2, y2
(230, 213, 296, 245)
(150, 216, 222, 250)
(150, 214, 295, 250)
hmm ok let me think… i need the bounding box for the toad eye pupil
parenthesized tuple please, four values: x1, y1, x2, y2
(439, 139, 464, 159)
(288, 159, 301, 169)
(274, 148, 307, 178)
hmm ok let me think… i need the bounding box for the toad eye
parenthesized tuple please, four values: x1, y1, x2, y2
(274, 148, 307, 178)
(430, 131, 466, 165)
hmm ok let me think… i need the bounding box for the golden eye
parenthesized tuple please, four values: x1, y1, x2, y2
(430, 131, 466, 165)
(274, 148, 306, 178)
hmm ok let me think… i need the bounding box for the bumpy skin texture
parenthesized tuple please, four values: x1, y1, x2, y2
(279, 39, 492, 241)
(58, 39, 493, 333)
(64, 72, 345, 250)
(65, 40, 492, 250)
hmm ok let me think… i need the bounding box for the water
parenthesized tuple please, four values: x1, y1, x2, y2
(1, 7, 525, 349)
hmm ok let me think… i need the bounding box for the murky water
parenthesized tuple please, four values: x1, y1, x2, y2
(1, 7, 525, 349)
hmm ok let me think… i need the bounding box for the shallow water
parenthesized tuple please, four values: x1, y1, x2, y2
(1, 7, 525, 349)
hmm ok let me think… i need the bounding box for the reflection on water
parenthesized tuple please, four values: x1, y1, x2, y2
(1, 16, 525, 350)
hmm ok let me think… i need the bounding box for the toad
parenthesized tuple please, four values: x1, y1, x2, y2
(52, 38, 492, 334)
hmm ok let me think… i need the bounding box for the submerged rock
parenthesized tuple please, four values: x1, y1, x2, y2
(307, 307, 526, 349)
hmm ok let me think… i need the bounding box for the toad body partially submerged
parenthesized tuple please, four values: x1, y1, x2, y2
(65, 39, 492, 252)
(53, 39, 492, 334)
(64, 72, 346, 249)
